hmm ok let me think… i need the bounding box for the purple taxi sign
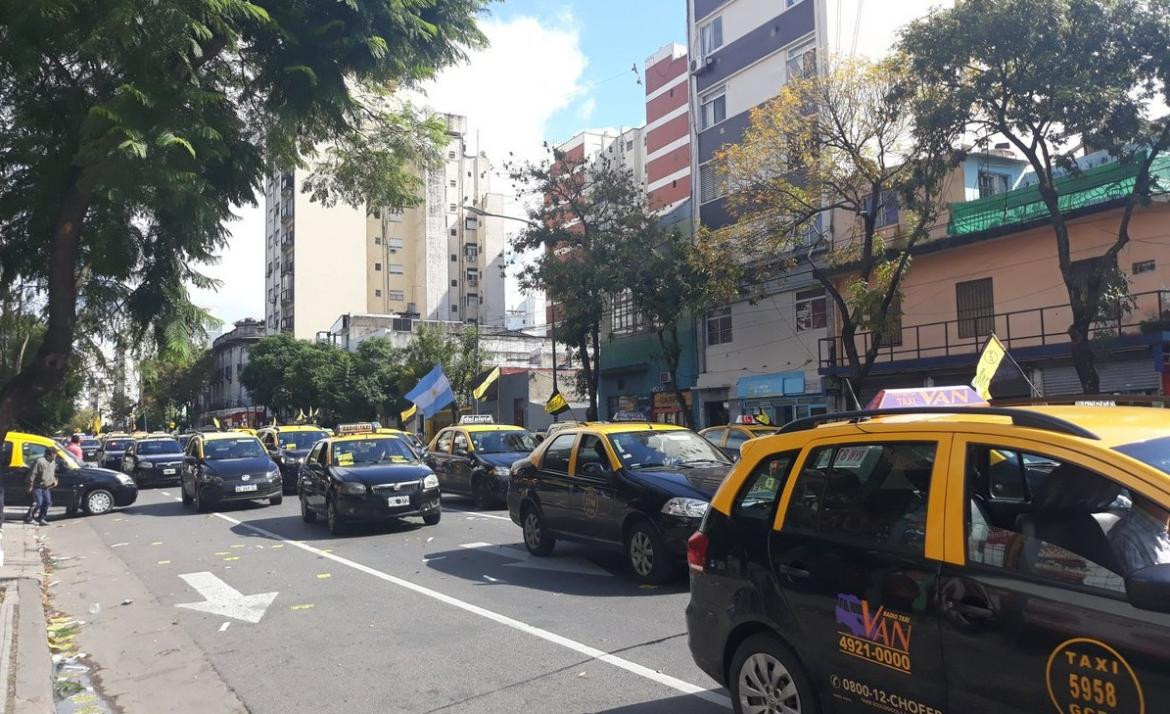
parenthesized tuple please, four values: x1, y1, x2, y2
(866, 385, 987, 410)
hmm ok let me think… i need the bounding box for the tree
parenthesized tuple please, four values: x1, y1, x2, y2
(618, 227, 739, 427)
(398, 323, 482, 419)
(140, 348, 215, 429)
(712, 58, 954, 398)
(239, 334, 307, 418)
(900, 0, 1170, 393)
(511, 148, 654, 420)
(0, 0, 488, 444)
(347, 337, 407, 424)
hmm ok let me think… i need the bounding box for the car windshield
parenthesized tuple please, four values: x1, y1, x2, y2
(204, 438, 266, 460)
(1114, 436, 1170, 476)
(279, 431, 329, 450)
(81, 439, 100, 449)
(137, 439, 183, 455)
(471, 430, 536, 454)
(332, 438, 418, 466)
(609, 430, 732, 470)
(104, 439, 131, 451)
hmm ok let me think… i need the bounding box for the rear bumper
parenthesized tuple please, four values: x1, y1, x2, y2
(337, 487, 441, 521)
(686, 597, 727, 685)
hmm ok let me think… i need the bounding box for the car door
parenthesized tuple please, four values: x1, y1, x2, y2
(181, 437, 200, 496)
(302, 442, 329, 510)
(450, 431, 474, 493)
(426, 430, 455, 489)
(534, 433, 578, 533)
(122, 442, 136, 473)
(769, 437, 950, 714)
(570, 434, 620, 543)
(0, 440, 31, 507)
(937, 435, 1170, 714)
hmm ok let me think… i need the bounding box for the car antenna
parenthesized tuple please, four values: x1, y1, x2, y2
(842, 378, 863, 411)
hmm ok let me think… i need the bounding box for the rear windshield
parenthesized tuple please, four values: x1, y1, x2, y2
(104, 440, 131, 451)
(204, 438, 266, 460)
(137, 439, 183, 455)
(1114, 436, 1170, 476)
(279, 430, 329, 450)
(80, 439, 101, 448)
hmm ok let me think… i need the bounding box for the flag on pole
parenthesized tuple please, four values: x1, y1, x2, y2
(401, 404, 418, 422)
(545, 390, 570, 415)
(92, 414, 103, 435)
(295, 408, 306, 422)
(405, 364, 456, 419)
(753, 409, 772, 426)
(473, 367, 501, 401)
(212, 416, 222, 430)
(971, 334, 1008, 400)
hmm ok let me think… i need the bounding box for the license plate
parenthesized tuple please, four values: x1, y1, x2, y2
(236, 484, 258, 493)
(386, 495, 410, 507)
(163, 468, 176, 475)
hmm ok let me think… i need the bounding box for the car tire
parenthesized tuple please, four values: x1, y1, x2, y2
(729, 633, 819, 714)
(326, 498, 345, 535)
(521, 504, 555, 556)
(83, 489, 115, 516)
(269, 494, 283, 506)
(181, 483, 193, 506)
(626, 521, 673, 585)
(423, 511, 441, 526)
(472, 476, 494, 509)
(300, 494, 317, 523)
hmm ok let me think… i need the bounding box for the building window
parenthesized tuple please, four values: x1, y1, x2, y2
(451, 280, 458, 287)
(707, 307, 733, 346)
(389, 264, 405, 275)
(699, 162, 724, 203)
(449, 180, 457, 188)
(699, 16, 723, 59)
(374, 236, 382, 245)
(388, 290, 405, 301)
(795, 288, 827, 331)
(626, 140, 634, 151)
(450, 228, 457, 237)
(956, 278, 995, 338)
(1134, 259, 1156, 274)
(863, 190, 899, 228)
(611, 290, 644, 336)
(374, 262, 382, 271)
(374, 289, 382, 297)
(786, 38, 817, 81)
(448, 151, 456, 159)
(449, 203, 457, 212)
(451, 254, 458, 262)
(699, 87, 726, 130)
(978, 171, 1011, 198)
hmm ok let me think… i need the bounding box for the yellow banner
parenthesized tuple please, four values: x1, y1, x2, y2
(971, 334, 1007, 400)
(545, 391, 569, 415)
(401, 404, 418, 422)
(473, 367, 501, 401)
(212, 416, 222, 429)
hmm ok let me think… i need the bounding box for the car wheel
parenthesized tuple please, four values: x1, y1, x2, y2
(327, 498, 345, 535)
(626, 521, 673, 585)
(83, 489, 115, 516)
(300, 494, 317, 523)
(729, 633, 818, 714)
(269, 494, 283, 506)
(472, 476, 494, 509)
(181, 482, 193, 506)
(423, 511, 441, 526)
(522, 505, 555, 556)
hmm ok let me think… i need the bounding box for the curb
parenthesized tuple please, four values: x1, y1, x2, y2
(0, 525, 53, 713)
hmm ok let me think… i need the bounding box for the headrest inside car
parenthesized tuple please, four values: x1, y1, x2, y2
(1031, 463, 1120, 514)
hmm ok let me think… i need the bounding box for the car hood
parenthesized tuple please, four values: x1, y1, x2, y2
(475, 452, 530, 469)
(334, 463, 433, 485)
(623, 464, 731, 499)
(204, 456, 277, 477)
(72, 465, 132, 485)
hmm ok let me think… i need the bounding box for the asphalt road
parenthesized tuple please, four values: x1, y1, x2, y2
(51, 488, 730, 713)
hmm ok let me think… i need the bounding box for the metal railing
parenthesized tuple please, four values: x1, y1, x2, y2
(819, 290, 1170, 370)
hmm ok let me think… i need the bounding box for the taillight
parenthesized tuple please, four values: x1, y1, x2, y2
(687, 531, 709, 573)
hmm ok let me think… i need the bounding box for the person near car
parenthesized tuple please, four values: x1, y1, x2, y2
(1108, 494, 1170, 575)
(26, 449, 58, 526)
(65, 435, 83, 461)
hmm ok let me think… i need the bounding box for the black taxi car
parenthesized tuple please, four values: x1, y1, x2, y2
(180, 431, 282, 512)
(122, 434, 186, 486)
(426, 416, 537, 508)
(507, 421, 732, 584)
(95, 434, 133, 471)
(299, 424, 441, 534)
(699, 417, 780, 459)
(3, 431, 138, 516)
(686, 402, 1170, 714)
(256, 424, 331, 494)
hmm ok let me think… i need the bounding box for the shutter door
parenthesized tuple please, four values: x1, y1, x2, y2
(1041, 358, 1159, 395)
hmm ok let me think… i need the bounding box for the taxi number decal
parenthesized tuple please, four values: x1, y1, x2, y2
(582, 487, 599, 518)
(1046, 638, 1144, 714)
(336, 453, 354, 466)
(836, 593, 912, 674)
(830, 675, 943, 714)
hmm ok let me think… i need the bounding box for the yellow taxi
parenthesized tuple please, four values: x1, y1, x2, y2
(699, 416, 781, 459)
(2, 431, 137, 516)
(685, 399, 1170, 714)
(256, 424, 331, 494)
(424, 416, 538, 508)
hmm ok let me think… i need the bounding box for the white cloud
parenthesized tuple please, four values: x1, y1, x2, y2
(575, 96, 597, 123)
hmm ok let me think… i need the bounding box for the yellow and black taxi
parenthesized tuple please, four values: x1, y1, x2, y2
(375, 427, 425, 454)
(507, 420, 733, 584)
(257, 424, 331, 494)
(179, 431, 282, 512)
(2, 431, 138, 516)
(95, 433, 134, 471)
(299, 423, 441, 534)
(425, 416, 538, 508)
(121, 434, 186, 487)
(686, 397, 1170, 714)
(699, 416, 781, 459)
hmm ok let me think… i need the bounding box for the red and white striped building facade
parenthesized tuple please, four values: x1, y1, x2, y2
(643, 43, 691, 213)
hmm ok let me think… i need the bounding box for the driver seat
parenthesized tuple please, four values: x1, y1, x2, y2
(1015, 463, 1121, 574)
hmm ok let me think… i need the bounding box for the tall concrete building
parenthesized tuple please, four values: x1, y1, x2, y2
(263, 114, 507, 340)
(644, 43, 692, 214)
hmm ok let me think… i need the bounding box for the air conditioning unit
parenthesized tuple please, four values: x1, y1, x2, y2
(660, 371, 673, 384)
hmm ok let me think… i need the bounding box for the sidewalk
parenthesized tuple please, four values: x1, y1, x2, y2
(0, 522, 54, 713)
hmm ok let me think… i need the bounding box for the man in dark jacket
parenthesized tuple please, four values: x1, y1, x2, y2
(25, 449, 58, 526)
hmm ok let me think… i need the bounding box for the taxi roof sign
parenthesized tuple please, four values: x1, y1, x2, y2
(459, 415, 495, 425)
(336, 422, 377, 435)
(611, 411, 649, 423)
(866, 386, 986, 410)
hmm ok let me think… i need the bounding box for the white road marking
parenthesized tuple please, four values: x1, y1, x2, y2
(175, 572, 278, 624)
(445, 508, 513, 522)
(219, 622, 231, 632)
(160, 492, 171, 497)
(459, 542, 494, 550)
(110, 543, 128, 548)
(204, 508, 730, 709)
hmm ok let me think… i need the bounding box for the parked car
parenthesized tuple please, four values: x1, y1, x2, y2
(257, 424, 331, 494)
(426, 418, 537, 508)
(95, 436, 133, 471)
(122, 436, 186, 487)
(2, 432, 137, 517)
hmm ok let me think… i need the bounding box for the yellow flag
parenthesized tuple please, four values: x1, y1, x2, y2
(296, 408, 306, 421)
(93, 415, 103, 435)
(212, 416, 222, 429)
(971, 334, 1007, 400)
(545, 390, 569, 415)
(401, 404, 418, 422)
(473, 367, 501, 400)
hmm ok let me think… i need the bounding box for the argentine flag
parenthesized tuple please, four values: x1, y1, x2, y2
(405, 364, 456, 419)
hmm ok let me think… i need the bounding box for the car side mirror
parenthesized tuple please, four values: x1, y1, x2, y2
(580, 462, 610, 478)
(1125, 563, 1170, 613)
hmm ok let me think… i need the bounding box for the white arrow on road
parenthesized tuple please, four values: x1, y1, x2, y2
(174, 572, 278, 624)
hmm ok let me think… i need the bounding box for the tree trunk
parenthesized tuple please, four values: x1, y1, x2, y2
(1068, 316, 1100, 394)
(578, 333, 598, 421)
(656, 327, 690, 428)
(0, 172, 89, 445)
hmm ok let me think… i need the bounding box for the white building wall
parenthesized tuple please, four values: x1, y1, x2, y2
(480, 192, 508, 328)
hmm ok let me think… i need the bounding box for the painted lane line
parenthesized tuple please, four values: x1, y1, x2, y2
(459, 542, 494, 550)
(219, 622, 231, 632)
(445, 508, 513, 522)
(207, 510, 730, 709)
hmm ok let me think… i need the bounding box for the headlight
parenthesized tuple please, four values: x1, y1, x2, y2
(422, 474, 439, 489)
(338, 481, 367, 495)
(661, 497, 709, 519)
(492, 466, 510, 477)
(267, 469, 280, 480)
(115, 473, 134, 486)
(139, 462, 154, 469)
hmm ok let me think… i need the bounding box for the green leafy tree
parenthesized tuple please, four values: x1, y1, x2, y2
(140, 348, 215, 429)
(900, 0, 1170, 392)
(347, 337, 407, 424)
(0, 0, 488, 444)
(239, 334, 306, 418)
(398, 323, 482, 419)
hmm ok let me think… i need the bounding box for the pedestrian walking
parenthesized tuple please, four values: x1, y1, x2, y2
(25, 448, 57, 526)
(65, 435, 84, 461)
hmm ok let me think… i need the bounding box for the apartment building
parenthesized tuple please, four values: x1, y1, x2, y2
(197, 318, 268, 428)
(263, 114, 507, 340)
(645, 43, 692, 214)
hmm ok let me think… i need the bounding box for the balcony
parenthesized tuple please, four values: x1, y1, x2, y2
(281, 288, 294, 304)
(818, 290, 1170, 375)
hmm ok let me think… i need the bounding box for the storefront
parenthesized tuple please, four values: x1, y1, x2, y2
(651, 389, 693, 425)
(735, 371, 827, 425)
